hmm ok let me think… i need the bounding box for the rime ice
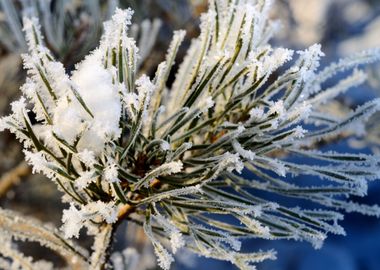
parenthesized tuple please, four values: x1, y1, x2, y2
(1, 1, 380, 270)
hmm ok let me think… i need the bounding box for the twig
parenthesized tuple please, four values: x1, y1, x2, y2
(0, 161, 30, 197)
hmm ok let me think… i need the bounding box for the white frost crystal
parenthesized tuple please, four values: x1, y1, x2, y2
(71, 51, 122, 152)
(75, 171, 97, 190)
(61, 202, 117, 239)
(61, 204, 84, 239)
(170, 231, 185, 254)
(76, 149, 97, 167)
(2, 0, 380, 270)
(104, 162, 120, 183)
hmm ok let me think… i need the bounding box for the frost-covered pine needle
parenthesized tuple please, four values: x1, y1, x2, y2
(1, 1, 380, 269)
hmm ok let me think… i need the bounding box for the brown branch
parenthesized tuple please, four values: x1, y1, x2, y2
(0, 161, 31, 197)
(117, 203, 136, 221)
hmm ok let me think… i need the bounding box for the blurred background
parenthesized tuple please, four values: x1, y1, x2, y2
(1, 0, 380, 269)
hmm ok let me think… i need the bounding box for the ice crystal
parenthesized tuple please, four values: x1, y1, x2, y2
(1, 0, 380, 269)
